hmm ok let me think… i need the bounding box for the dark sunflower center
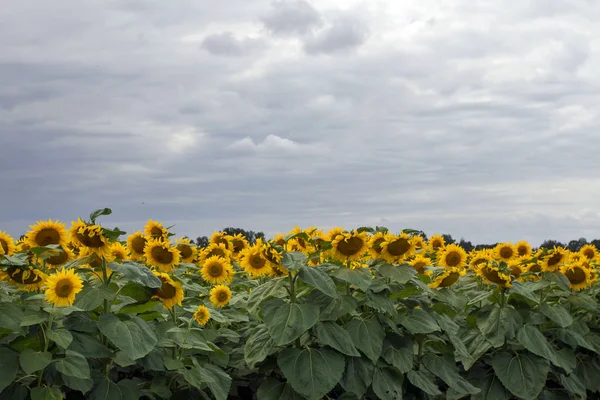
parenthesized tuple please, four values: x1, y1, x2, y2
(337, 237, 364, 256)
(131, 236, 147, 254)
(482, 266, 509, 285)
(8, 267, 43, 284)
(177, 245, 193, 259)
(151, 246, 174, 264)
(233, 240, 245, 252)
(517, 246, 528, 256)
(89, 255, 102, 268)
(47, 251, 68, 266)
(275, 238, 286, 246)
(444, 251, 462, 267)
(150, 227, 164, 237)
(208, 263, 224, 277)
(156, 279, 177, 299)
(510, 265, 523, 278)
(262, 248, 279, 264)
(565, 267, 586, 284)
(499, 247, 513, 259)
(439, 272, 460, 287)
(75, 230, 104, 248)
(216, 291, 229, 302)
(56, 279, 73, 297)
(35, 229, 61, 246)
(529, 264, 541, 273)
(207, 249, 226, 259)
(0, 239, 8, 254)
(583, 249, 595, 259)
(215, 238, 229, 247)
(432, 240, 442, 250)
(372, 238, 385, 254)
(112, 250, 125, 260)
(547, 253, 562, 267)
(250, 254, 267, 269)
(412, 262, 426, 274)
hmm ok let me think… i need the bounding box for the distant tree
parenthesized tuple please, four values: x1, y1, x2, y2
(195, 236, 209, 247)
(474, 243, 497, 250)
(566, 238, 587, 252)
(222, 227, 265, 245)
(442, 234, 455, 245)
(591, 239, 600, 249)
(458, 238, 474, 252)
(539, 240, 565, 250)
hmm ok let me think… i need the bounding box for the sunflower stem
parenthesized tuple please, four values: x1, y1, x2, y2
(170, 308, 179, 359)
(288, 272, 296, 303)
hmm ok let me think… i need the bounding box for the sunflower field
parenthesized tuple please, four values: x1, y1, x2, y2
(1, 209, 600, 400)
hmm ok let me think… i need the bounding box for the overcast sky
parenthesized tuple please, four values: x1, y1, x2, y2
(1, 0, 600, 245)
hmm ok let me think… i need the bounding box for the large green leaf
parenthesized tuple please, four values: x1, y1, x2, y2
(330, 267, 372, 291)
(63, 312, 98, 333)
(262, 298, 319, 346)
(382, 334, 413, 374)
(422, 354, 480, 396)
(0, 302, 24, 332)
(19, 350, 52, 374)
(307, 291, 357, 321)
(516, 325, 568, 371)
(89, 378, 123, 400)
(74, 284, 115, 311)
(257, 378, 306, 400)
(558, 374, 586, 397)
(540, 303, 572, 328)
(46, 328, 73, 349)
(576, 356, 600, 393)
(278, 346, 345, 400)
(0, 348, 19, 392)
(491, 352, 549, 400)
(377, 264, 415, 284)
(477, 305, 521, 347)
(313, 322, 360, 356)
(298, 266, 338, 298)
(340, 357, 375, 398)
(366, 290, 397, 316)
(107, 261, 162, 288)
(183, 363, 232, 400)
(30, 387, 63, 400)
(119, 300, 161, 315)
(68, 331, 112, 358)
(346, 317, 385, 362)
(62, 375, 93, 394)
(471, 373, 511, 400)
(407, 369, 442, 396)
(97, 314, 157, 360)
(55, 350, 90, 379)
(244, 324, 275, 368)
(398, 308, 440, 334)
(247, 277, 286, 314)
(372, 366, 404, 400)
(282, 252, 307, 272)
(20, 310, 48, 327)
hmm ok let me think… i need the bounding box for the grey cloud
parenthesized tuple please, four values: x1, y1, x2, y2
(303, 16, 369, 54)
(261, 0, 322, 36)
(201, 32, 266, 57)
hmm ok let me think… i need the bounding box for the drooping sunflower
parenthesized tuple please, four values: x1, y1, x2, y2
(428, 234, 446, 252)
(368, 232, 387, 259)
(144, 238, 181, 272)
(44, 246, 75, 269)
(152, 272, 184, 309)
(193, 305, 211, 326)
(230, 233, 249, 258)
(175, 238, 197, 264)
(436, 244, 467, 269)
(507, 259, 526, 281)
(411, 235, 427, 252)
(270, 264, 288, 277)
(468, 250, 493, 272)
(580, 244, 598, 262)
(209, 231, 233, 251)
(409, 255, 430, 274)
(110, 242, 129, 261)
(144, 219, 169, 241)
(3, 266, 47, 291)
(495, 243, 517, 262)
(201, 256, 234, 284)
(428, 267, 466, 289)
(380, 233, 415, 264)
(262, 240, 283, 267)
(272, 233, 287, 248)
(25, 219, 69, 249)
(126, 232, 147, 261)
(542, 247, 569, 272)
(323, 227, 345, 242)
(561, 262, 592, 291)
(209, 285, 232, 308)
(0, 231, 16, 256)
(198, 243, 232, 265)
(477, 264, 511, 288)
(238, 245, 273, 278)
(331, 231, 368, 262)
(287, 226, 313, 254)
(44, 268, 84, 307)
(515, 240, 532, 257)
(69, 219, 111, 258)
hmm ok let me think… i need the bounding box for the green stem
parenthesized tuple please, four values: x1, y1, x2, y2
(288, 273, 296, 303)
(171, 308, 179, 359)
(37, 315, 54, 387)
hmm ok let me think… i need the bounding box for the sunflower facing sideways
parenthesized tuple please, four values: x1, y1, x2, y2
(542, 247, 569, 272)
(44, 246, 75, 269)
(2, 267, 47, 292)
(201, 256, 234, 284)
(380, 233, 415, 264)
(175, 237, 197, 264)
(561, 262, 592, 291)
(144, 238, 181, 272)
(0, 231, 16, 256)
(409, 255, 431, 274)
(126, 232, 147, 261)
(44, 268, 84, 307)
(152, 272, 184, 309)
(25, 219, 69, 249)
(69, 219, 112, 258)
(194, 305, 211, 326)
(144, 219, 169, 241)
(428, 267, 466, 289)
(209, 285, 232, 308)
(580, 244, 599, 263)
(110, 242, 129, 261)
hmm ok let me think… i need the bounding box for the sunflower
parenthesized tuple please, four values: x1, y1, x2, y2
(209, 285, 232, 308)
(323, 227, 345, 242)
(580, 244, 598, 262)
(515, 240, 532, 257)
(25, 220, 69, 249)
(175, 238, 197, 263)
(209, 232, 233, 251)
(238, 246, 272, 278)
(561, 263, 592, 291)
(495, 243, 517, 262)
(198, 243, 232, 265)
(201, 256, 234, 284)
(152, 272, 184, 309)
(542, 247, 569, 272)
(507, 259, 526, 280)
(4, 266, 47, 291)
(409, 255, 430, 274)
(230, 233, 249, 257)
(287, 227, 312, 253)
(0, 231, 16, 256)
(412, 235, 426, 251)
(69, 219, 111, 258)
(428, 267, 466, 289)
(270, 264, 288, 277)
(44, 269, 84, 307)
(272, 233, 287, 247)
(331, 231, 368, 262)
(468, 250, 493, 272)
(110, 242, 129, 261)
(380, 233, 415, 264)
(477, 264, 511, 287)
(126, 232, 147, 261)
(262, 240, 283, 267)
(436, 244, 467, 269)
(144, 219, 169, 241)
(368, 232, 387, 259)
(428, 234, 445, 252)
(44, 246, 75, 269)
(144, 239, 181, 272)
(193, 305, 211, 326)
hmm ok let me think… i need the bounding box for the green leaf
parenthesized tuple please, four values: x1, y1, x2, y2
(540, 303, 573, 328)
(62, 375, 93, 394)
(68, 331, 113, 358)
(407, 369, 442, 396)
(63, 312, 98, 333)
(546, 272, 571, 291)
(422, 354, 480, 396)
(330, 267, 372, 291)
(119, 281, 154, 303)
(107, 261, 162, 288)
(0, 348, 18, 393)
(278, 346, 345, 400)
(97, 314, 158, 360)
(372, 366, 404, 400)
(508, 281, 540, 304)
(471, 373, 511, 400)
(366, 290, 397, 316)
(89, 378, 123, 400)
(398, 308, 440, 334)
(244, 324, 275, 368)
(382, 334, 413, 374)
(46, 328, 73, 349)
(89, 207, 112, 223)
(30, 387, 63, 400)
(74, 284, 115, 311)
(298, 266, 338, 298)
(262, 298, 319, 346)
(183, 363, 232, 400)
(491, 352, 549, 400)
(516, 325, 566, 370)
(247, 277, 286, 314)
(0, 302, 24, 332)
(282, 252, 307, 271)
(307, 291, 357, 321)
(117, 379, 140, 400)
(55, 350, 90, 379)
(19, 349, 52, 374)
(20, 311, 48, 327)
(576, 356, 600, 393)
(558, 374, 586, 397)
(346, 317, 385, 362)
(257, 378, 306, 400)
(119, 300, 161, 315)
(313, 322, 360, 356)
(340, 357, 374, 398)
(377, 264, 415, 284)
(477, 305, 506, 347)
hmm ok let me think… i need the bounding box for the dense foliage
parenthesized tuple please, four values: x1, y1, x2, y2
(1, 208, 600, 399)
